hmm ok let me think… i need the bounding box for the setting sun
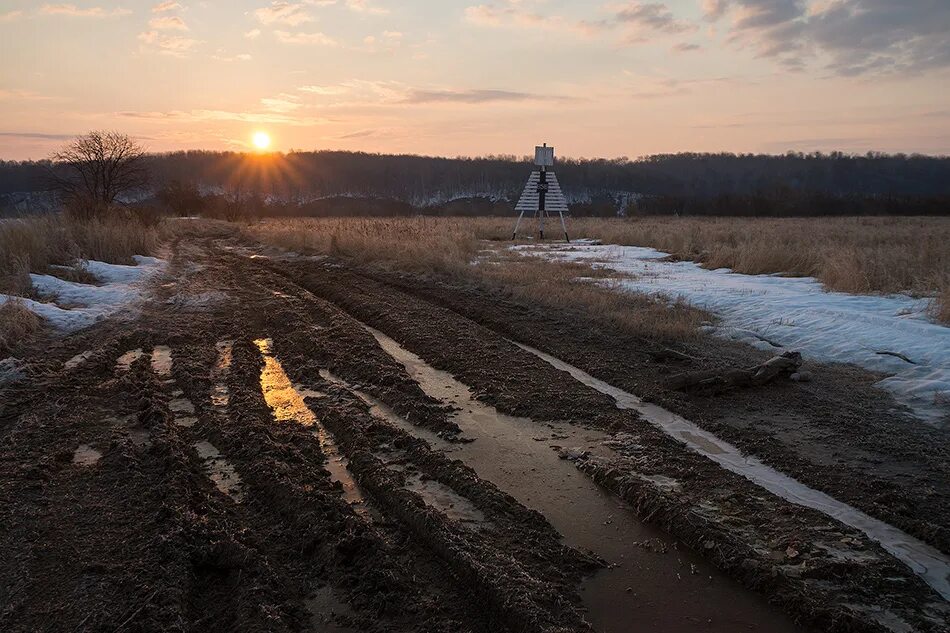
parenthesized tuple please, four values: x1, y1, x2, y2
(252, 131, 271, 151)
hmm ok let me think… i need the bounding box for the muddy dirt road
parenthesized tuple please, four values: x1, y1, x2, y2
(1, 233, 947, 632)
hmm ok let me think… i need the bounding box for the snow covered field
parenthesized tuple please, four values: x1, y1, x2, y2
(0, 256, 166, 332)
(514, 244, 950, 425)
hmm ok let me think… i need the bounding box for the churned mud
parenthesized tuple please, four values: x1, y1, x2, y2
(1, 230, 947, 633)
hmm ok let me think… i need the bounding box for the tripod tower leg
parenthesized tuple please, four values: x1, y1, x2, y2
(558, 209, 569, 243)
(511, 208, 527, 240)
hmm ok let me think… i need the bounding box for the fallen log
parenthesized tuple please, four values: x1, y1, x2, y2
(666, 351, 803, 395)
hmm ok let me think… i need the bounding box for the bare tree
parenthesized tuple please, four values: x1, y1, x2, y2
(50, 131, 148, 215)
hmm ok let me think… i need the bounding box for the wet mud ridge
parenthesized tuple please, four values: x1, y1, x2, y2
(0, 236, 947, 633)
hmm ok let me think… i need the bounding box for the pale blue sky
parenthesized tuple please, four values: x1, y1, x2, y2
(1, 0, 948, 159)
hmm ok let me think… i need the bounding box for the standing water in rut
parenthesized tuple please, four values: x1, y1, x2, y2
(362, 325, 804, 633)
(514, 341, 950, 603)
(253, 338, 370, 517)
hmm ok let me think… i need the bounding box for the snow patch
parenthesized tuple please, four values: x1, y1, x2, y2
(514, 244, 950, 425)
(0, 257, 166, 333)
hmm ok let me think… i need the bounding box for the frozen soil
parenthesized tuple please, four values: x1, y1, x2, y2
(0, 232, 946, 632)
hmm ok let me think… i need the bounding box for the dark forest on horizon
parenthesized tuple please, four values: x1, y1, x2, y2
(2, 150, 949, 217)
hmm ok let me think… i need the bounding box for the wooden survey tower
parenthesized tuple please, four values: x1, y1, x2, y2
(511, 144, 569, 242)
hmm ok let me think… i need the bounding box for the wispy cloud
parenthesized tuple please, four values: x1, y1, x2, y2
(261, 93, 303, 112)
(138, 30, 200, 56)
(149, 15, 188, 30)
(151, 1, 181, 12)
(0, 10, 24, 22)
(39, 4, 132, 18)
(464, 1, 693, 42)
(117, 108, 330, 126)
(402, 88, 561, 104)
(244, 28, 262, 39)
(0, 131, 76, 141)
(254, 1, 313, 26)
(345, 0, 388, 15)
(274, 30, 338, 45)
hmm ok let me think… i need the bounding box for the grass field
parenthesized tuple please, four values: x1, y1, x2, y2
(0, 213, 165, 296)
(244, 216, 950, 324)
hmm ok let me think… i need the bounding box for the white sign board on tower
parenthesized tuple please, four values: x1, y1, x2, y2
(535, 145, 554, 167)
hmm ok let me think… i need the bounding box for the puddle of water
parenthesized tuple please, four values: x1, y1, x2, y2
(404, 472, 487, 526)
(193, 440, 244, 503)
(215, 340, 233, 371)
(515, 341, 950, 603)
(151, 346, 173, 378)
(211, 340, 233, 408)
(364, 326, 804, 633)
(254, 338, 370, 518)
(115, 349, 143, 372)
(72, 444, 103, 466)
(169, 398, 195, 415)
(64, 351, 94, 370)
(319, 369, 449, 448)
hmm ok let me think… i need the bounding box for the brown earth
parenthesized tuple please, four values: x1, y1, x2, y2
(0, 230, 947, 633)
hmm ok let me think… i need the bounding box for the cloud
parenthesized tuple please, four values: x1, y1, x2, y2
(152, 1, 181, 12)
(245, 28, 262, 39)
(294, 81, 570, 107)
(261, 93, 302, 112)
(254, 1, 313, 26)
(138, 30, 200, 56)
(39, 4, 132, 17)
(212, 51, 252, 62)
(149, 15, 188, 30)
(0, 131, 76, 141)
(345, 0, 388, 15)
(116, 108, 329, 126)
(464, 1, 692, 41)
(672, 41, 701, 52)
(298, 84, 348, 94)
(274, 30, 338, 45)
(613, 2, 692, 35)
(707, 0, 950, 75)
(464, 3, 601, 36)
(0, 10, 24, 22)
(402, 88, 558, 104)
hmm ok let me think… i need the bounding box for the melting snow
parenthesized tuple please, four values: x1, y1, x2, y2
(513, 244, 949, 425)
(0, 256, 166, 332)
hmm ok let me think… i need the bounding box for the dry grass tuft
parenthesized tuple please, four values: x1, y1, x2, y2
(0, 299, 43, 355)
(0, 213, 163, 295)
(933, 281, 950, 324)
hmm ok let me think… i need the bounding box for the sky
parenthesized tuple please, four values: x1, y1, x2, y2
(1, 0, 948, 160)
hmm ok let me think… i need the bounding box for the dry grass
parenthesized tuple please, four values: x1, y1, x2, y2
(245, 215, 950, 327)
(0, 213, 164, 295)
(934, 282, 950, 324)
(553, 217, 949, 298)
(0, 299, 43, 355)
(245, 217, 708, 340)
(246, 217, 484, 275)
(474, 255, 708, 341)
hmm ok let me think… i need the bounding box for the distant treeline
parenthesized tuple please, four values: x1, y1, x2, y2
(2, 150, 949, 217)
